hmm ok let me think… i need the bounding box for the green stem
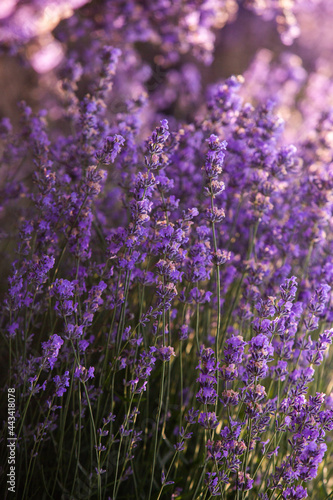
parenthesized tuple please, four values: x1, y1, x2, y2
(22, 400, 54, 499)
(70, 340, 101, 500)
(112, 393, 136, 499)
(242, 418, 252, 500)
(192, 465, 207, 499)
(16, 366, 43, 442)
(69, 383, 82, 498)
(148, 360, 166, 500)
(52, 361, 76, 494)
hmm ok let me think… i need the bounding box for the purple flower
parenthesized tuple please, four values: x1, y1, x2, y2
(161, 470, 174, 486)
(223, 335, 246, 365)
(74, 365, 95, 382)
(220, 389, 239, 406)
(198, 411, 218, 430)
(135, 347, 157, 380)
(55, 299, 78, 317)
(82, 166, 107, 196)
(145, 120, 170, 170)
(7, 321, 19, 338)
(249, 334, 274, 361)
(272, 360, 289, 381)
(65, 323, 84, 340)
(96, 134, 125, 164)
(235, 472, 254, 491)
(280, 276, 298, 302)
(158, 346, 176, 362)
(42, 334, 64, 370)
(243, 384, 266, 403)
(53, 371, 70, 397)
(51, 279, 76, 299)
(189, 287, 213, 304)
(282, 486, 307, 499)
(30, 255, 55, 284)
(196, 346, 218, 405)
(185, 408, 200, 424)
(179, 325, 189, 340)
(79, 340, 89, 352)
(3, 8, 333, 496)
(307, 283, 331, 316)
(205, 471, 228, 495)
(206, 439, 228, 462)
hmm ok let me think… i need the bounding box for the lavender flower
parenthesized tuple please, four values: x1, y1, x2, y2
(2, 3, 333, 498)
(41, 334, 64, 370)
(53, 371, 70, 397)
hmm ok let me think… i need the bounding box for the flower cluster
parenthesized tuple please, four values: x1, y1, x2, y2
(1, 1, 333, 500)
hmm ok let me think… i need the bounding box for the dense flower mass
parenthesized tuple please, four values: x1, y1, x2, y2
(1, 1, 333, 499)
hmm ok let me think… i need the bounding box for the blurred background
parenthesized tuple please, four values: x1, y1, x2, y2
(1, 0, 333, 128)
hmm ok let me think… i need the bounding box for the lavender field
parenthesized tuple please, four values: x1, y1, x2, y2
(1, 1, 333, 499)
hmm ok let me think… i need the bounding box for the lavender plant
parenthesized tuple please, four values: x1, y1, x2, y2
(1, 2, 333, 500)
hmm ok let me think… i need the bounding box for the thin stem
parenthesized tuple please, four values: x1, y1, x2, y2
(241, 418, 252, 500)
(148, 360, 166, 500)
(192, 465, 207, 499)
(112, 393, 136, 499)
(52, 193, 89, 282)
